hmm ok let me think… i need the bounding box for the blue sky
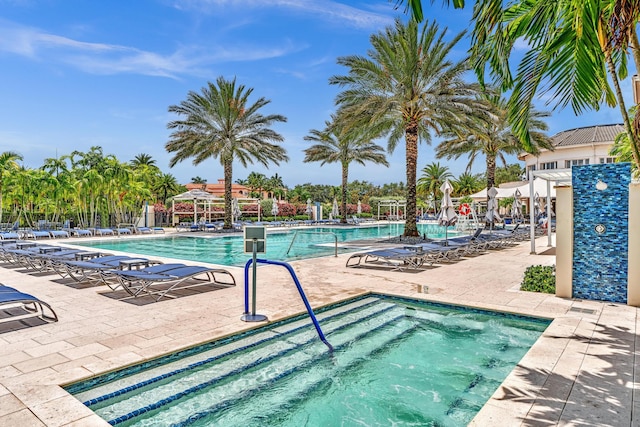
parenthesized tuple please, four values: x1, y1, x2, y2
(0, 0, 632, 188)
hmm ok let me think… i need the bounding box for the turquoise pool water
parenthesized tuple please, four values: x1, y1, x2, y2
(65, 294, 550, 426)
(74, 223, 458, 266)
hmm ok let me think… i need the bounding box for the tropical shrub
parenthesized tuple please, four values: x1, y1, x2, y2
(520, 265, 555, 294)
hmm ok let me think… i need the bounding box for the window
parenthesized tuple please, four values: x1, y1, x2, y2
(540, 161, 557, 170)
(565, 159, 590, 168)
(599, 157, 616, 164)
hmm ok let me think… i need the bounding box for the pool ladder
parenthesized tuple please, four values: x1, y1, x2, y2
(286, 230, 338, 257)
(244, 259, 334, 352)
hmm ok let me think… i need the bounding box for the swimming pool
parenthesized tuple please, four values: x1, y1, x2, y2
(65, 294, 549, 426)
(74, 223, 458, 266)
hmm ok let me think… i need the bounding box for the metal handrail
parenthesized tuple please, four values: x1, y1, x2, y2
(286, 230, 338, 257)
(244, 258, 333, 352)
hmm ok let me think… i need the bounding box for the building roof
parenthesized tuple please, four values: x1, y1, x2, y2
(550, 123, 624, 148)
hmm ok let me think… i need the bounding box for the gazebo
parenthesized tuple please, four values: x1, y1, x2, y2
(170, 189, 262, 224)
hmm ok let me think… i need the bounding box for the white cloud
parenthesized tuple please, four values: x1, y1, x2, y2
(0, 19, 302, 78)
(171, 0, 393, 29)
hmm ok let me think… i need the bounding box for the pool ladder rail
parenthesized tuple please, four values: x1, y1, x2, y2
(243, 258, 334, 352)
(286, 230, 338, 257)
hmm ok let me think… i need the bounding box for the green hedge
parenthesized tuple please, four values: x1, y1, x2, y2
(520, 265, 556, 294)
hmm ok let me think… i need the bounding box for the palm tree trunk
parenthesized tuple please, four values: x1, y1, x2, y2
(605, 50, 640, 167)
(223, 160, 233, 229)
(341, 162, 348, 224)
(404, 122, 419, 237)
(629, 26, 640, 76)
(486, 154, 497, 190)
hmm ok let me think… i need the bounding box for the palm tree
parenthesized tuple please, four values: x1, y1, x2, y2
(470, 0, 640, 167)
(166, 76, 288, 229)
(152, 173, 181, 205)
(436, 95, 552, 191)
(304, 114, 389, 223)
(330, 19, 484, 236)
(0, 151, 23, 224)
(454, 172, 483, 196)
(131, 153, 157, 168)
(267, 173, 286, 200)
(416, 162, 452, 211)
(246, 172, 268, 199)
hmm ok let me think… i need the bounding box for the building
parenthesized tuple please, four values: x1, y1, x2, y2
(519, 123, 624, 176)
(185, 179, 252, 198)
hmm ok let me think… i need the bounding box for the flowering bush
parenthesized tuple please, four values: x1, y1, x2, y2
(153, 203, 167, 213)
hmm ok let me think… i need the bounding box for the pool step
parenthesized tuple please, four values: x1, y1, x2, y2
(130, 311, 420, 426)
(81, 299, 413, 424)
(73, 296, 385, 404)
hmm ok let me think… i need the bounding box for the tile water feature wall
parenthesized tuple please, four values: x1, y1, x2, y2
(572, 163, 631, 303)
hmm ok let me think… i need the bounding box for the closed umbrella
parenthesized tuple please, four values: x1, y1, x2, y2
(271, 198, 279, 220)
(485, 186, 501, 230)
(437, 180, 457, 244)
(331, 198, 339, 220)
(306, 198, 313, 220)
(357, 200, 362, 214)
(232, 198, 241, 223)
(510, 189, 522, 222)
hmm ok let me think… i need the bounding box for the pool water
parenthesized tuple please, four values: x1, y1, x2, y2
(74, 224, 459, 266)
(65, 294, 549, 426)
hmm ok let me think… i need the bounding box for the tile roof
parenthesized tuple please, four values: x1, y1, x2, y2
(551, 123, 624, 147)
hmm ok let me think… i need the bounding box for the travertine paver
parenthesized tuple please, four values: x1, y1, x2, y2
(0, 232, 635, 426)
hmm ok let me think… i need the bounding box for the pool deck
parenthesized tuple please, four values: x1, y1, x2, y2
(0, 231, 637, 426)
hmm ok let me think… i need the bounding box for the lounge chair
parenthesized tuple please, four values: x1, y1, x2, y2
(116, 227, 132, 235)
(0, 284, 58, 324)
(23, 229, 51, 240)
(71, 228, 93, 237)
(109, 264, 236, 301)
(135, 227, 153, 234)
(0, 232, 20, 240)
(346, 248, 427, 271)
(57, 255, 140, 285)
(48, 230, 70, 239)
(95, 228, 115, 236)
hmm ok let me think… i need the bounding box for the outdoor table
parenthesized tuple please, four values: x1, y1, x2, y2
(119, 259, 150, 270)
(74, 252, 103, 261)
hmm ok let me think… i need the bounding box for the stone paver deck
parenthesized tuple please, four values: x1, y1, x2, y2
(0, 232, 636, 426)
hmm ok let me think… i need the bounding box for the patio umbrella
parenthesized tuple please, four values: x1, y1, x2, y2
(437, 180, 457, 244)
(510, 189, 522, 221)
(271, 198, 279, 220)
(331, 198, 339, 220)
(485, 186, 501, 230)
(232, 198, 242, 222)
(306, 198, 313, 219)
(357, 200, 362, 214)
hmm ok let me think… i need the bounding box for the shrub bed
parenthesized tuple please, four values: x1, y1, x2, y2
(520, 265, 556, 294)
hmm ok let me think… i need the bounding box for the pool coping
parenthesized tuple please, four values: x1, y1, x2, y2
(0, 233, 636, 426)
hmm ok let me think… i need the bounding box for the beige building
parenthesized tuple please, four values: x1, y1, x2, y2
(519, 123, 624, 175)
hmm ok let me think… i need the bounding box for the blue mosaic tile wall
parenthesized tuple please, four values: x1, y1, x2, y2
(572, 163, 630, 303)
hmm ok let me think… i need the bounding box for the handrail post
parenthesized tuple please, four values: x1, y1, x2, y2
(240, 258, 333, 352)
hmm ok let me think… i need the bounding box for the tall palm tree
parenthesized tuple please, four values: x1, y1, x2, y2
(303, 114, 389, 223)
(0, 151, 23, 224)
(166, 76, 288, 229)
(246, 172, 268, 199)
(330, 19, 485, 236)
(437, 95, 552, 191)
(416, 162, 452, 211)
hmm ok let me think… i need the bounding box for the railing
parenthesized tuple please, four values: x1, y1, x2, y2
(286, 230, 338, 257)
(244, 258, 333, 352)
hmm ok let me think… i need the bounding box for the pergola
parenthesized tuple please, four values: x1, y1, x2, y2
(377, 200, 406, 220)
(528, 169, 572, 253)
(171, 189, 262, 224)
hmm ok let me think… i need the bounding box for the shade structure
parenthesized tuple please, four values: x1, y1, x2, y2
(437, 180, 457, 244)
(357, 200, 362, 214)
(510, 189, 523, 220)
(271, 198, 279, 218)
(331, 198, 339, 219)
(485, 186, 501, 225)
